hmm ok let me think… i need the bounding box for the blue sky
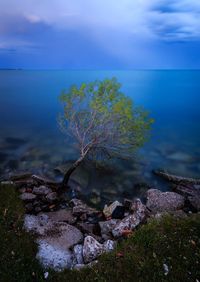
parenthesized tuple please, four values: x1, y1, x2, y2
(0, 0, 200, 69)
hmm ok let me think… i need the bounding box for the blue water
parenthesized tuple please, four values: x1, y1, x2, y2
(0, 70, 200, 204)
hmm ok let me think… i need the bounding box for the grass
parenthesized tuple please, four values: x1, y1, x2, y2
(0, 183, 200, 282)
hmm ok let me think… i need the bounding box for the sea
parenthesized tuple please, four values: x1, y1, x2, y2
(0, 70, 200, 206)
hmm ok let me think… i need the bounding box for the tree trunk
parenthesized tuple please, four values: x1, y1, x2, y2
(61, 155, 85, 189)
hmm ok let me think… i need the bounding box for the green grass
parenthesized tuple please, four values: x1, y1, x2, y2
(0, 184, 200, 282)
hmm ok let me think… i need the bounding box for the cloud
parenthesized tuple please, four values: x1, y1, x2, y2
(0, 0, 200, 68)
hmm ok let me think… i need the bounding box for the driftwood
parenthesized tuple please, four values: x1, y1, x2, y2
(153, 170, 200, 185)
(31, 175, 60, 188)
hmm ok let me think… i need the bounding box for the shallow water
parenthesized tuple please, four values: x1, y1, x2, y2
(0, 70, 200, 206)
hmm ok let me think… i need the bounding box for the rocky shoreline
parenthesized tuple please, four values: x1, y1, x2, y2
(2, 172, 200, 272)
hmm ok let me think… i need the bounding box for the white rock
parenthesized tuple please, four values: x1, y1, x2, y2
(83, 236, 103, 263)
(37, 239, 74, 271)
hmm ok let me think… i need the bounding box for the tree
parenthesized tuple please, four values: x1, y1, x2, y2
(59, 78, 153, 189)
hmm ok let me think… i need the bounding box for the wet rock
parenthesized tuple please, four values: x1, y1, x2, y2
(73, 244, 84, 264)
(32, 186, 52, 195)
(146, 189, 185, 213)
(46, 192, 58, 203)
(36, 239, 74, 271)
(20, 192, 37, 202)
(99, 219, 119, 236)
(103, 201, 123, 218)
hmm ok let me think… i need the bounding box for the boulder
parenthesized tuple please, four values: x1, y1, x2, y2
(20, 192, 37, 202)
(36, 239, 74, 271)
(24, 214, 83, 249)
(32, 186, 52, 195)
(146, 189, 185, 213)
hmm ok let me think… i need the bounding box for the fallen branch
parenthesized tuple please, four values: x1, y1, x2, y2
(153, 170, 200, 185)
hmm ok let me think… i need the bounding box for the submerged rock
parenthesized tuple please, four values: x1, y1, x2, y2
(146, 189, 185, 213)
(167, 152, 194, 163)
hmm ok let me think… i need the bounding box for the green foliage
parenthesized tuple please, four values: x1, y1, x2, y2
(59, 78, 153, 161)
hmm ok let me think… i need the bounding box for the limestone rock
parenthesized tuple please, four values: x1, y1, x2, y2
(20, 192, 37, 202)
(146, 189, 185, 212)
(32, 186, 52, 195)
(83, 236, 103, 263)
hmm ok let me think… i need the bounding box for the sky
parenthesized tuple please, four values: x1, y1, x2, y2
(0, 0, 200, 69)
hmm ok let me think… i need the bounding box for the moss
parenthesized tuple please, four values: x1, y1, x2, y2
(0, 184, 200, 282)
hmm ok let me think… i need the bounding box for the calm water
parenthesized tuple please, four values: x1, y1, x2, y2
(0, 70, 200, 205)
